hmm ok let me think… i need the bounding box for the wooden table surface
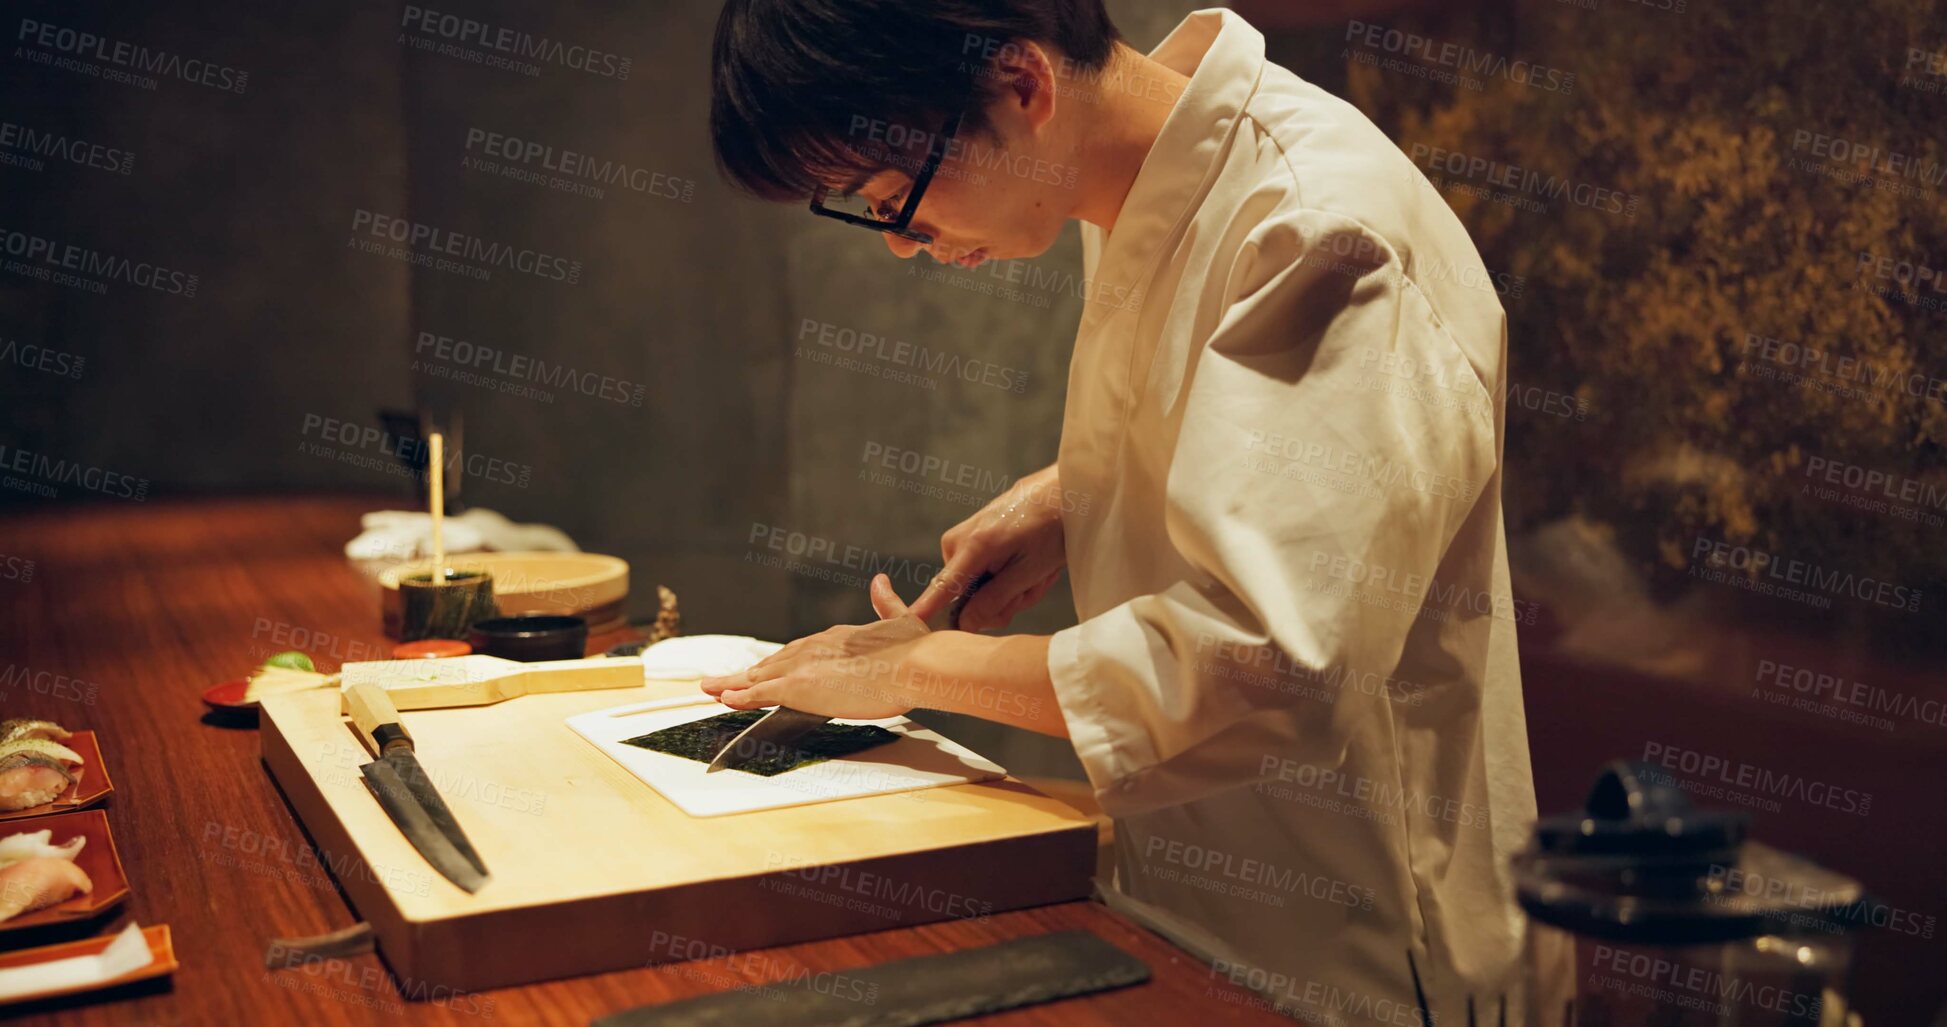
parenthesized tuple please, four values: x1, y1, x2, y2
(0, 496, 1292, 1026)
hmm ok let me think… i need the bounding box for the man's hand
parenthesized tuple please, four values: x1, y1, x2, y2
(908, 464, 1068, 632)
(699, 574, 927, 719)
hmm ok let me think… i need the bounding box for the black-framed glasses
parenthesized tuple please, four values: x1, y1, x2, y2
(807, 111, 964, 245)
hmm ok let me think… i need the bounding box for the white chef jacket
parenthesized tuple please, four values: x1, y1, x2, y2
(1046, 11, 1538, 1024)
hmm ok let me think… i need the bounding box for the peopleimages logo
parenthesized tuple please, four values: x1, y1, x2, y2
(846, 116, 1080, 190)
(1790, 131, 1947, 189)
(463, 128, 694, 202)
(297, 414, 534, 489)
(1141, 835, 1376, 910)
(1690, 536, 1923, 614)
(1641, 741, 1872, 816)
(1409, 143, 1640, 218)
(1589, 944, 1822, 1020)
(796, 318, 1030, 394)
(1740, 332, 1947, 405)
(348, 209, 581, 284)
(413, 330, 645, 407)
(399, 6, 631, 80)
(0, 336, 85, 380)
(0, 444, 149, 501)
(1753, 658, 1946, 731)
(746, 522, 939, 591)
(0, 121, 134, 175)
(15, 18, 249, 93)
(0, 226, 198, 296)
(1346, 20, 1576, 94)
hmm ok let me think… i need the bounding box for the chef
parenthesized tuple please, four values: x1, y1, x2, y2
(702, 3, 1541, 1021)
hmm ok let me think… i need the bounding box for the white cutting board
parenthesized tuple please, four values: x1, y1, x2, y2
(566, 696, 1006, 817)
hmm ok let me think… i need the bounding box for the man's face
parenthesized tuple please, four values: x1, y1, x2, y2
(839, 76, 1076, 268)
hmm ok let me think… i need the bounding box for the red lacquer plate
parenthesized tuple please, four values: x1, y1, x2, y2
(0, 924, 176, 1005)
(0, 809, 129, 933)
(201, 678, 256, 711)
(0, 731, 113, 822)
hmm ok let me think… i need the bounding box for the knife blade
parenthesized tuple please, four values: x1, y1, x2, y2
(344, 682, 492, 892)
(384, 749, 489, 878)
(703, 706, 832, 774)
(704, 572, 995, 774)
(360, 758, 490, 893)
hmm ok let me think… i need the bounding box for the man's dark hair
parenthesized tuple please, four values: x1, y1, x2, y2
(710, 0, 1121, 201)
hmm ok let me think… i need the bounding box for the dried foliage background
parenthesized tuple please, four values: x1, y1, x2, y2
(1345, 0, 1946, 610)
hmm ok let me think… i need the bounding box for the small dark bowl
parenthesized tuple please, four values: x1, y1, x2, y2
(467, 615, 588, 662)
(398, 569, 497, 642)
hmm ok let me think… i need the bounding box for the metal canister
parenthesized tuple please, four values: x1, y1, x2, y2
(1514, 761, 1867, 1026)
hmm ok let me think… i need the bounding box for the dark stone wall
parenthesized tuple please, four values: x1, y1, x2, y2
(1, 2, 413, 493)
(1, 0, 1199, 775)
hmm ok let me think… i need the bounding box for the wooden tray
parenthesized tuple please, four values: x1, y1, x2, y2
(0, 925, 176, 1005)
(0, 810, 129, 932)
(378, 552, 628, 638)
(260, 681, 1097, 993)
(0, 732, 114, 822)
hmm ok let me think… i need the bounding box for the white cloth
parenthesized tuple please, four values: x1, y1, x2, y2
(343, 507, 580, 563)
(1045, 11, 1537, 1023)
(638, 635, 784, 680)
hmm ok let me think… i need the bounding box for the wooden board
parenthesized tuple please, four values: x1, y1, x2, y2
(566, 698, 1006, 817)
(259, 680, 1098, 994)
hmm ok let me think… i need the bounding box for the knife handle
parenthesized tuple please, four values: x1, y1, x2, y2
(345, 682, 414, 758)
(924, 570, 995, 631)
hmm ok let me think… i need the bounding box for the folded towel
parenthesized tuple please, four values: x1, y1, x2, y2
(345, 507, 579, 563)
(639, 635, 784, 680)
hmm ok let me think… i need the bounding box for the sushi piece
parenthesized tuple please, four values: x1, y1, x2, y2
(621, 709, 899, 776)
(0, 738, 83, 768)
(0, 720, 71, 745)
(0, 828, 85, 868)
(0, 752, 76, 812)
(0, 856, 93, 923)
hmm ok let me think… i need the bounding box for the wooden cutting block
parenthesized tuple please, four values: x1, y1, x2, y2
(259, 681, 1099, 994)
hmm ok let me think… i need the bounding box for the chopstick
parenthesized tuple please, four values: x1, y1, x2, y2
(428, 431, 446, 580)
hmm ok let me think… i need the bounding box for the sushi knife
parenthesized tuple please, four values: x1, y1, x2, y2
(344, 682, 491, 893)
(703, 572, 992, 774)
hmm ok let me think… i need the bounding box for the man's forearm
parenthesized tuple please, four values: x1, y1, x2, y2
(903, 631, 1068, 737)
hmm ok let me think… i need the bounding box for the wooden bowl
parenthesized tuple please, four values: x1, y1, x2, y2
(379, 552, 628, 640)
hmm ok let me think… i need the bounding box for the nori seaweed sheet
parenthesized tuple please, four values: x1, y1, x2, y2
(622, 709, 899, 776)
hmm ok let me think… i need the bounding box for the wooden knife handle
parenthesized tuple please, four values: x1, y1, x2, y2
(345, 682, 413, 757)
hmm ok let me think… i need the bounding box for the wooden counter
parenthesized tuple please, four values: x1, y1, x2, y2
(0, 495, 1295, 1025)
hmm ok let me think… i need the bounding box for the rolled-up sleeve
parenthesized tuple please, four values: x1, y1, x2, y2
(1050, 209, 1500, 817)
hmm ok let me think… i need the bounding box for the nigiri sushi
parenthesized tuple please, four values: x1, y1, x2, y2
(0, 751, 76, 812)
(0, 720, 71, 745)
(0, 828, 85, 868)
(0, 856, 92, 922)
(0, 737, 84, 767)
